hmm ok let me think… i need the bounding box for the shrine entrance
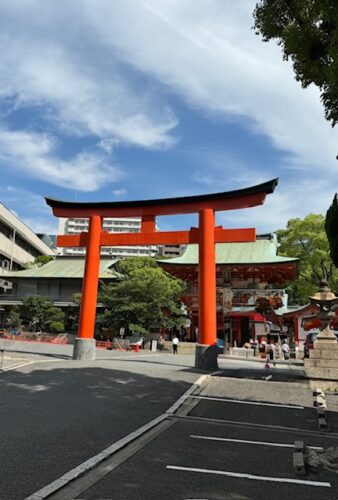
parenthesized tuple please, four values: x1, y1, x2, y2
(46, 178, 278, 368)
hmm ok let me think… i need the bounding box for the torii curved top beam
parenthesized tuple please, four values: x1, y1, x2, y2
(45, 178, 278, 218)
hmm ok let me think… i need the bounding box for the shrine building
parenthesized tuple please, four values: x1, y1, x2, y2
(158, 234, 298, 346)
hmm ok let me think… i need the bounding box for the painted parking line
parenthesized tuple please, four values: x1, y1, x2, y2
(190, 395, 304, 409)
(190, 435, 323, 451)
(1, 361, 35, 372)
(166, 465, 331, 488)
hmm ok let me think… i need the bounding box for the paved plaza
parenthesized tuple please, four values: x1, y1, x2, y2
(0, 343, 337, 499)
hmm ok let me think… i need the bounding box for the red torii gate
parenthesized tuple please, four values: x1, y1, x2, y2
(46, 178, 278, 367)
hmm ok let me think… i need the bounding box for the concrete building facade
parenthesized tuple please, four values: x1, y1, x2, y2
(0, 203, 54, 270)
(0, 202, 55, 293)
(58, 217, 158, 258)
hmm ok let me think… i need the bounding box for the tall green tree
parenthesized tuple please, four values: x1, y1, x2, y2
(277, 214, 337, 303)
(325, 193, 338, 266)
(19, 296, 65, 333)
(254, 0, 338, 126)
(99, 257, 186, 335)
(24, 255, 54, 269)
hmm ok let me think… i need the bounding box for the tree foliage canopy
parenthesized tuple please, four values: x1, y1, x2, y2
(277, 213, 337, 303)
(325, 193, 338, 266)
(24, 255, 54, 269)
(254, 0, 338, 126)
(99, 257, 186, 335)
(18, 296, 65, 332)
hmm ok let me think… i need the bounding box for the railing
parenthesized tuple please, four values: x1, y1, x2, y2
(0, 333, 68, 344)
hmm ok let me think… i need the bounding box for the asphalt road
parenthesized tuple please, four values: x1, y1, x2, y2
(1, 346, 336, 500)
(0, 352, 200, 500)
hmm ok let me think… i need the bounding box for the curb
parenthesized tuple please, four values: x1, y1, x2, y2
(313, 389, 328, 431)
(220, 355, 303, 367)
(26, 371, 216, 499)
(293, 440, 306, 476)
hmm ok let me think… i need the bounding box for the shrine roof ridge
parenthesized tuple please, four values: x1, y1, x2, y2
(45, 178, 278, 216)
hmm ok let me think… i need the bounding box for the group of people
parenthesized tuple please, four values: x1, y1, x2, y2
(157, 333, 179, 354)
(259, 338, 290, 361)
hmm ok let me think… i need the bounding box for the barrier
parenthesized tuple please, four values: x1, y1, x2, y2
(0, 334, 68, 345)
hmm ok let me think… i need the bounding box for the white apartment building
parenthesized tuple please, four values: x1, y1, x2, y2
(0, 203, 55, 270)
(0, 202, 55, 291)
(159, 244, 187, 258)
(58, 217, 158, 258)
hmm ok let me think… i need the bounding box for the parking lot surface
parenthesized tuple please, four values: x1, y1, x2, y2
(80, 376, 338, 500)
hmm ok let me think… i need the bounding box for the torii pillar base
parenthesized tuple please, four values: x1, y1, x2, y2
(73, 338, 96, 360)
(195, 344, 219, 371)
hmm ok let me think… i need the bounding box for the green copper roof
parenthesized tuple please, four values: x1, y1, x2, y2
(0, 258, 120, 279)
(158, 239, 298, 266)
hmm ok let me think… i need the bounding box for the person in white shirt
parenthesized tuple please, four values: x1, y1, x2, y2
(172, 335, 179, 354)
(282, 340, 290, 360)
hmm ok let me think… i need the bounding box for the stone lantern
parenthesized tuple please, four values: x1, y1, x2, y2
(305, 280, 338, 390)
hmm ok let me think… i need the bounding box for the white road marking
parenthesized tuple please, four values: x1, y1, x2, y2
(190, 395, 304, 409)
(166, 373, 215, 414)
(166, 465, 331, 487)
(1, 361, 35, 372)
(26, 373, 209, 499)
(190, 435, 323, 451)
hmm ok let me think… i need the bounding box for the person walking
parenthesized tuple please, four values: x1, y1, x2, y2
(265, 341, 276, 368)
(282, 340, 290, 360)
(172, 335, 179, 354)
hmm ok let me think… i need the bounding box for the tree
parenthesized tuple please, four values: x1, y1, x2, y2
(99, 257, 186, 335)
(7, 307, 21, 328)
(277, 214, 338, 303)
(19, 296, 65, 332)
(64, 293, 82, 333)
(24, 255, 54, 269)
(253, 0, 338, 126)
(325, 193, 338, 266)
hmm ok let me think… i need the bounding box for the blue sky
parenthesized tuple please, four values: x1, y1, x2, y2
(0, 0, 337, 235)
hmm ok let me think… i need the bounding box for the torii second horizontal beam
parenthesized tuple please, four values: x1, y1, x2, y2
(57, 227, 256, 247)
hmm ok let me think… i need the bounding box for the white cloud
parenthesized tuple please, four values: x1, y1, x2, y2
(112, 188, 127, 197)
(83, 0, 338, 172)
(0, 128, 122, 191)
(22, 216, 58, 235)
(0, 0, 337, 226)
(1, 0, 336, 170)
(0, 185, 58, 233)
(98, 138, 120, 154)
(217, 177, 334, 233)
(0, 2, 178, 149)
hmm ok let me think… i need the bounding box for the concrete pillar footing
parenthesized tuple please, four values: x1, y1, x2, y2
(195, 344, 218, 370)
(73, 338, 96, 360)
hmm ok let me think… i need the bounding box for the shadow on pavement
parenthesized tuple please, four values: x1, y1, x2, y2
(218, 366, 306, 382)
(0, 364, 195, 500)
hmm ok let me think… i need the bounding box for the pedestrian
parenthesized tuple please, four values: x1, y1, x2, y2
(172, 335, 179, 354)
(158, 334, 165, 352)
(282, 340, 290, 360)
(266, 341, 276, 367)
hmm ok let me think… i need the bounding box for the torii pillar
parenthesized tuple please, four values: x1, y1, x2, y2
(45, 178, 278, 366)
(73, 215, 102, 360)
